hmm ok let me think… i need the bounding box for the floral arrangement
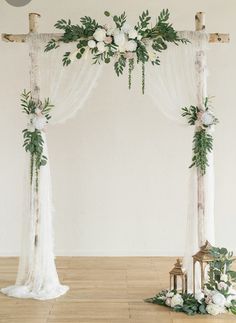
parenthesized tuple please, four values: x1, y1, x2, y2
(21, 90, 53, 188)
(146, 246, 236, 316)
(182, 97, 218, 175)
(45, 9, 189, 93)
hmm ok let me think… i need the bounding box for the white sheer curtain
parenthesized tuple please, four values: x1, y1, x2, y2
(1, 31, 213, 299)
(146, 31, 214, 290)
(1, 36, 102, 300)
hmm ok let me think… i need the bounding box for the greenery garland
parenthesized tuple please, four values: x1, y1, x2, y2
(182, 97, 218, 175)
(45, 9, 189, 94)
(146, 246, 236, 316)
(21, 90, 53, 189)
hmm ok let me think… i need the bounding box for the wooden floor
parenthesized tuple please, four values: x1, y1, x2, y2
(0, 257, 235, 323)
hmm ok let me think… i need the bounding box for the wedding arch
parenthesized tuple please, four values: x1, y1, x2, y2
(1, 10, 229, 300)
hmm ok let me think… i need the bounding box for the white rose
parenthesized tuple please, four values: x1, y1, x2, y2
(137, 35, 142, 40)
(121, 22, 132, 34)
(93, 28, 106, 42)
(206, 303, 226, 315)
(165, 298, 172, 307)
(27, 124, 35, 133)
(195, 292, 204, 303)
(218, 282, 228, 291)
(170, 294, 183, 308)
(201, 111, 215, 126)
(128, 29, 138, 39)
(220, 274, 228, 282)
(125, 40, 137, 52)
(114, 32, 126, 46)
(166, 292, 174, 298)
(88, 40, 96, 49)
(97, 41, 106, 53)
(32, 115, 47, 130)
(212, 292, 226, 307)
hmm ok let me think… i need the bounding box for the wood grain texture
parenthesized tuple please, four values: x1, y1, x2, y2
(0, 257, 235, 322)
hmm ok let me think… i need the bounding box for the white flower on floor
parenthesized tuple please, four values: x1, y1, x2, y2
(218, 282, 228, 291)
(125, 40, 137, 52)
(165, 298, 172, 307)
(170, 294, 183, 308)
(201, 111, 215, 126)
(166, 291, 174, 298)
(97, 42, 106, 53)
(195, 292, 204, 303)
(220, 274, 228, 282)
(88, 40, 96, 49)
(93, 28, 106, 42)
(206, 304, 226, 315)
(32, 115, 47, 130)
(212, 292, 226, 307)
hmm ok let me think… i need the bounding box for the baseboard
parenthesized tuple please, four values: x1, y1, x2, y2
(0, 249, 183, 257)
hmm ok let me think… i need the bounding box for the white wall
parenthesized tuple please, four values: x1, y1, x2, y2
(0, 0, 235, 256)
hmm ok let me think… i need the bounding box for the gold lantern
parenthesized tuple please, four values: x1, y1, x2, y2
(192, 240, 214, 295)
(169, 258, 187, 293)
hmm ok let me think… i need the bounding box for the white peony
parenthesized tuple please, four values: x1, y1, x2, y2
(122, 22, 132, 34)
(128, 29, 138, 39)
(206, 303, 226, 315)
(170, 294, 183, 308)
(201, 111, 215, 126)
(195, 292, 204, 303)
(218, 282, 228, 291)
(88, 40, 96, 49)
(93, 28, 106, 42)
(212, 292, 226, 307)
(114, 32, 126, 46)
(32, 115, 47, 130)
(125, 40, 137, 52)
(165, 298, 172, 307)
(97, 41, 106, 53)
(220, 274, 228, 282)
(166, 292, 174, 298)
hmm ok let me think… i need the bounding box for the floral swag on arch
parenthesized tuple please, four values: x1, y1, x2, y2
(1, 8, 223, 310)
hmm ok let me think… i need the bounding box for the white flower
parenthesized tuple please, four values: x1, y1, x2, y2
(195, 292, 204, 303)
(122, 22, 132, 34)
(113, 28, 121, 36)
(206, 303, 226, 315)
(35, 107, 42, 115)
(114, 32, 126, 46)
(93, 28, 106, 42)
(166, 292, 174, 298)
(27, 124, 35, 133)
(201, 111, 215, 126)
(128, 29, 138, 39)
(97, 41, 106, 53)
(165, 298, 172, 307)
(32, 115, 47, 130)
(218, 282, 228, 291)
(88, 40, 96, 49)
(225, 295, 233, 308)
(170, 294, 183, 308)
(106, 28, 116, 36)
(125, 40, 137, 52)
(137, 35, 142, 40)
(220, 274, 228, 282)
(212, 292, 226, 307)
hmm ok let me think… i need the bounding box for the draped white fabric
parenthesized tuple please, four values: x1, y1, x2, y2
(1, 36, 102, 300)
(1, 31, 214, 299)
(146, 31, 214, 290)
